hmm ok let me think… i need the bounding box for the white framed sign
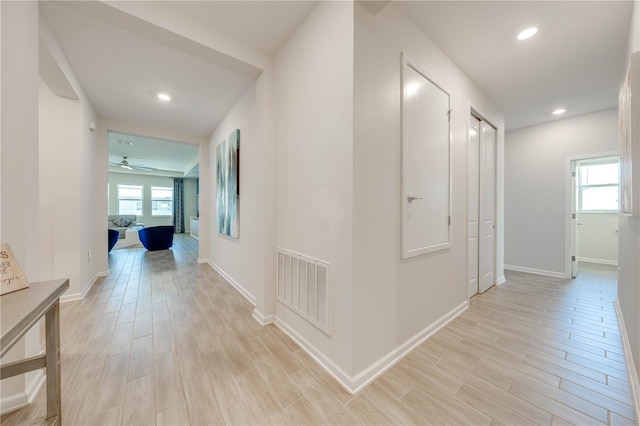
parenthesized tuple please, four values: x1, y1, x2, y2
(1, 244, 29, 295)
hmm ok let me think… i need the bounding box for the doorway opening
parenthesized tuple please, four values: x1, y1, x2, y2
(468, 112, 497, 298)
(107, 131, 201, 251)
(570, 155, 619, 277)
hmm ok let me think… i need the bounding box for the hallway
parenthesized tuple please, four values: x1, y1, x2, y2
(2, 239, 636, 425)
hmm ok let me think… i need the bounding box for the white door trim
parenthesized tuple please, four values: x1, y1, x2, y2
(564, 151, 618, 278)
(468, 114, 480, 298)
(401, 53, 452, 258)
(468, 106, 500, 297)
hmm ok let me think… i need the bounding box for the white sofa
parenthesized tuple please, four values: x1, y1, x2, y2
(108, 215, 141, 238)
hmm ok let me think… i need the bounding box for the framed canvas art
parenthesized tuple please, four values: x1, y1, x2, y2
(216, 129, 240, 238)
(619, 64, 632, 214)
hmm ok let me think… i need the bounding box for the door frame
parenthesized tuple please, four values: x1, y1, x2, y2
(401, 53, 453, 258)
(564, 151, 618, 278)
(478, 119, 497, 293)
(467, 106, 499, 298)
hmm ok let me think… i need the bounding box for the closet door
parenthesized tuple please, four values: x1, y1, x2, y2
(468, 115, 481, 297)
(478, 121, 496, 293)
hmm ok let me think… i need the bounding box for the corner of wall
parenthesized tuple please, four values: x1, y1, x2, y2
(60, 269, 108, 303)
(252, 308, 274, 326)
(205, 260, 256, 306)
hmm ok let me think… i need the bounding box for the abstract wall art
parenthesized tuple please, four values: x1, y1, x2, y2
(216, 129, 240, 238)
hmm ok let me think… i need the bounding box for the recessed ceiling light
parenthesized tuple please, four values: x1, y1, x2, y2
(157, 93, 171, 102)
(553, 108, 566, 115)
(115, 140, 133, 146)
(517, 27, 538, 41)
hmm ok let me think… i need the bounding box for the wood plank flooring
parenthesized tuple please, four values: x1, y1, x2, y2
(2, 237, 637, 425)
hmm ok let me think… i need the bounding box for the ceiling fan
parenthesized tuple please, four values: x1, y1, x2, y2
(109, 156, 155, 172)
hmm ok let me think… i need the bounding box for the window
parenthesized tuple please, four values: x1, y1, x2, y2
(578, 159, 619, 212)
(118, 185, 143, 216)
(151, 186, 173, 216)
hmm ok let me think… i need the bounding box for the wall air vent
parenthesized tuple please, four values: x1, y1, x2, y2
(277, 248, 330, 335)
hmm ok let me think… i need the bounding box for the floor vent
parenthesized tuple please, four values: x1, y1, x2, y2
(277, 248, 330, 335)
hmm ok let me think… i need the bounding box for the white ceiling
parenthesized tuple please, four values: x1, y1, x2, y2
(166, 1, 319, 55)
(398, 1, 633, 130)
(40, 1, 318, 178)
(108, 132, 200, 178)
(40, 2, 257, 137)
(40, 0, 634, 179)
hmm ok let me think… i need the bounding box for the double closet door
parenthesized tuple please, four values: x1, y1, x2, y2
(468, 114, 496, 297)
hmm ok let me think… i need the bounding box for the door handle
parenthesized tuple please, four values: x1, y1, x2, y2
(407, 196, 424, 203)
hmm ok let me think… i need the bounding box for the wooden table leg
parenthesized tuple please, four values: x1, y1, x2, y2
(45, 301, 61, 422)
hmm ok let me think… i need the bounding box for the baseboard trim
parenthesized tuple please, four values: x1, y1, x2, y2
(614, 299, 640, 420)
(350, 300, 469, 393)
(205, 260, 256, 306)
(204, 260, 262, 323)
(504, 264, 566, 279)
(252, 309, 274, 326)
(25, 370, 45, 404)
(273, 300, 468, 395)
(0, 390, 28, 416)
(273, 316, 354, 393)
(60, 269, 109, 303)
(201, 259, 465, 395)
(0, 359, 45, 416)
(577, 257, 618, 266)
(497, 275, 506, 285)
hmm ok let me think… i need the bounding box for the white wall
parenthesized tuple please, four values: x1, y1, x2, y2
(1, 1, 44, 414)
(39, 80, 85, 290)
(352, 3, 504, 381)
(107, 172, 198, 230)
(274, 1, 355, 376)
(629, 0, 640, 54)
(618, 0, 640, 393)
(39, 17, 100, 301)
(208, 84, 260, 301)
(505, 109, 618, 276)
(1, 1, 39, 280)
(577, 213, 618, 265)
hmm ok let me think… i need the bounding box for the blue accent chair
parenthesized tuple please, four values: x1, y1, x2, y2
(138, 226, 174, 251)
(108, 229, 119, 253)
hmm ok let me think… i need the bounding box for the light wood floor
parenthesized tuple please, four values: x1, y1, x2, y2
(2, 236, 637, 425)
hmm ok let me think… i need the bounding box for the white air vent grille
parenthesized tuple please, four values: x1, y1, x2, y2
(277, 249, 330, 335)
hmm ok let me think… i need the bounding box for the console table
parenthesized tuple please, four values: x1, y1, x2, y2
(190, 216, 199, 240)
(1, 279, 69, 422)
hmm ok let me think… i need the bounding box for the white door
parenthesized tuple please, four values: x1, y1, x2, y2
(571, 160, 579, 278)
(478, 121, 496, 293)
(402, 60, 451, 258)
(467, 116, 481, 298)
